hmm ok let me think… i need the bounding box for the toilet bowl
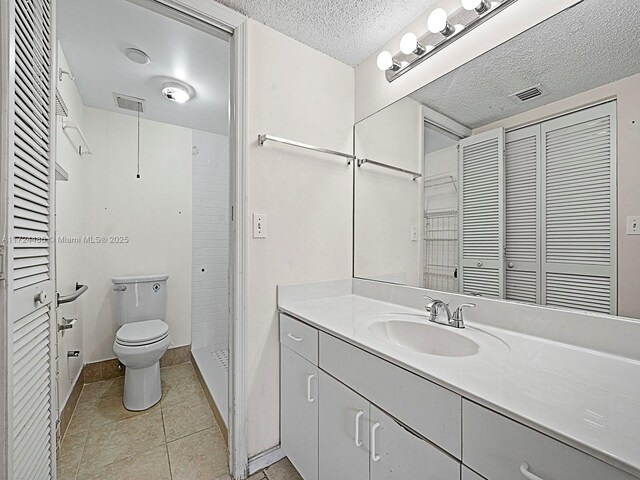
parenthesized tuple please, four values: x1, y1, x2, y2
(112, 274, 170, 411)
(113, 319, 171, 411)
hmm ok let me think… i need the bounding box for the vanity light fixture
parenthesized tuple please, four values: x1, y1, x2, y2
(161, 82, 191, 103)
(378, 0, 517, 81)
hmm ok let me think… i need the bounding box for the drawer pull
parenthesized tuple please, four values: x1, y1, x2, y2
(306, 374, 315, 403)
(520, 463, 546, 480)
(287, 333, 303, 342)
(354, 410, 364, 447)
(371, 422, 381, 462)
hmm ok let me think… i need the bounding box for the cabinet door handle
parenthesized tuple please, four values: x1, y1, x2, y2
(520, 463, 546, 480)
(370, 422, 381, 462)
(287, 333, 303, 342)
(306, 374, 315, 403)
(354, 410, 364, 447)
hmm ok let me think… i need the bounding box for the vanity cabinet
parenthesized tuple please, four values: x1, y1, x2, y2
(318, 371, 459, 480)
(281, 345, 318, 480)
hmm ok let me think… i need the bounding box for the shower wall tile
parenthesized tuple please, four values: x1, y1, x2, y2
(191, 130, 230, 351)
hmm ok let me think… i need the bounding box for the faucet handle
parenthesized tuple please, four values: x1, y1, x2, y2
(453, 303, 475, 321)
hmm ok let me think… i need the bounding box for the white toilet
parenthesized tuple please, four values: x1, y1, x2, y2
(112, 274, 171, 411)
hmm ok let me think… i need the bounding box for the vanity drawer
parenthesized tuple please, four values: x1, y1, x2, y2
(462, 400, 637, 480)
(280, 314, 318, 364)
(319, 332, 461, 458)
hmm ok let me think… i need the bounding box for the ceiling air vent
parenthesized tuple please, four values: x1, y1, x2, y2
(113, 93, 145, 113)
(509, 84, 547, 103)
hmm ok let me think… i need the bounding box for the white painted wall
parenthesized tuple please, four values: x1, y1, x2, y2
(79, 107, 192, 362)
(191, 130, 229, 351)
(476, 73, 640, 319)
(354, 97, 423, 286)
(245, 19, 354, 456)
(354, 0, 582, 122)
(55, 44, 85, 409)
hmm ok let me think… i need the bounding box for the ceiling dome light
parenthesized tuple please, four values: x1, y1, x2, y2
(124, 48, 150, 65)
(162, 82, 190, 103)
(428, 8, 454, 36)
(461, 0, 491, 14)
(400, 32, 426, 56)
(376, 51, 400, 72)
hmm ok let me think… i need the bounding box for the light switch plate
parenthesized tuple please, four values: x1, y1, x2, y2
(253, 213, 266, 238)
(627, 216, 640, 235)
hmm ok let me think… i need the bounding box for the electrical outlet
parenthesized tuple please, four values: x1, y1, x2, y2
(253, 213, 266, 238)
(410, 224, 418, 241)
(627, 216, 640, 235)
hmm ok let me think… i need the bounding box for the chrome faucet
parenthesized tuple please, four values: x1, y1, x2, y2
(423, 295, 475, 329)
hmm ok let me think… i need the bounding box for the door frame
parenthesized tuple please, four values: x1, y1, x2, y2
(0, 0, 250, 478)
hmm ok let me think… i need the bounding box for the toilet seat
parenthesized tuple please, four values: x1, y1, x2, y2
(116, 319, 169, 346)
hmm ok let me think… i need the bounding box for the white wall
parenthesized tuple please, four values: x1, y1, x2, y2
(476, 73, 640, 319)
(191, 130, 229, 351)
(354, 0, 581, 122)
(55, 44, 85, 409)
(354, 97, 423, 286)
(79, 108, 192, 362)
(245, 19, 354, 456)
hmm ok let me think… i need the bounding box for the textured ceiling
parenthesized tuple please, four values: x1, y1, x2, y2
(216, 0, 441, 66)
(57, 0, 230, 134)
(409, 0, 640, 129)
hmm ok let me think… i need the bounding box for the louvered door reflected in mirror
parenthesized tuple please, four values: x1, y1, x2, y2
(353, 0, 638, 318)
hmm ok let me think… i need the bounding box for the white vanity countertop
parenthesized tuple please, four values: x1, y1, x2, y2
(278, 293, 640, 477)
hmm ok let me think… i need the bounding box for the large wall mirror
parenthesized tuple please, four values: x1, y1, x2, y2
(354, 0, 640, 319)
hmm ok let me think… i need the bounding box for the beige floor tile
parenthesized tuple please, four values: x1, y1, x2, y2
(56, 429, 89, 480)
(66, 401, 98, 436)
(248, 472, 267, 480)
(78, 380, 111, 404)
(161, 370, 205, 407)
(93, 392, 157, 425)
(265, 458, 303, 480)
(100, 377, 125, 399)
(77, 444, 171, 480)
(160, 362, 197, 381)
(167, 427, 229, 480)
(77, 409, 165, 478)
(161, 392, 215, 442)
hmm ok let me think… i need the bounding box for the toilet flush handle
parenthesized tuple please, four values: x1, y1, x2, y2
(113, 285, 126, 291)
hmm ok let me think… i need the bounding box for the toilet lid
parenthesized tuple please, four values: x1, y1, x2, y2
(116, 319, 169, 346)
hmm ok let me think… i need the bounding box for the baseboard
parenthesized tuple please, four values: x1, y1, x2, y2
(84, 344, 192, 383)
(191, 352, 229, 445)
(58, 365, 84, 445)
(247, 445, 286, 475)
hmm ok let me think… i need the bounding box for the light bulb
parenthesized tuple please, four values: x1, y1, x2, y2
(427, 8, 454, 36)
(461, 0, 490, 14)
(400, 32, 418, 55)
(162, 82, 190, 103)
(376, 51, 398, 71)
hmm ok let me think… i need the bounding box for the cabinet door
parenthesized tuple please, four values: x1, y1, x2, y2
(318, 372, 369, 480)
(281, 347, 318, 480)
(370, 405, 460, 480)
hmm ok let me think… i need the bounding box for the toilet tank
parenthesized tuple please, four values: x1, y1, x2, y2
(112, 274, 169, 326)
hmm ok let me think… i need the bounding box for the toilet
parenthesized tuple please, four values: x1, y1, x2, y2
(112, 274, 171, 411)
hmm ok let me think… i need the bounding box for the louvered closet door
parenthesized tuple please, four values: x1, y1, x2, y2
(504, 125, 540, 304)
(6, 0, 57, 478)
(541, 102, 617, 315)
(458, 128, 505, 298)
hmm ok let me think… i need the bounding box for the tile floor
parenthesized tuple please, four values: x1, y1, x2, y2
(57, 362, 301, 480)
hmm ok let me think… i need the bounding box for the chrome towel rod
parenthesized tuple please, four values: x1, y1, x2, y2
(56, 282, 88, 306)
(357, 158, 422, 180)
(62, 119, 92, 155)
(258, 134, 355, 164)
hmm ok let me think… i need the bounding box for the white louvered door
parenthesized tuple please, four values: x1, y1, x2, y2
(458, 128, 505, 298)
(504, 125, 540, 304)
(541, 102, 617, 315)
(5, 0, 57, 478)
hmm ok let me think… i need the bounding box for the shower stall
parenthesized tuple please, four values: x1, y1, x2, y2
(190, 129, 230, 425)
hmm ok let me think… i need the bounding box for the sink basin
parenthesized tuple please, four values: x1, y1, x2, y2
(368, 317, 480, 357)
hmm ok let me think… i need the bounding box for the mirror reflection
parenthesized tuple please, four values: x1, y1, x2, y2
(354, 0, 640, 318)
